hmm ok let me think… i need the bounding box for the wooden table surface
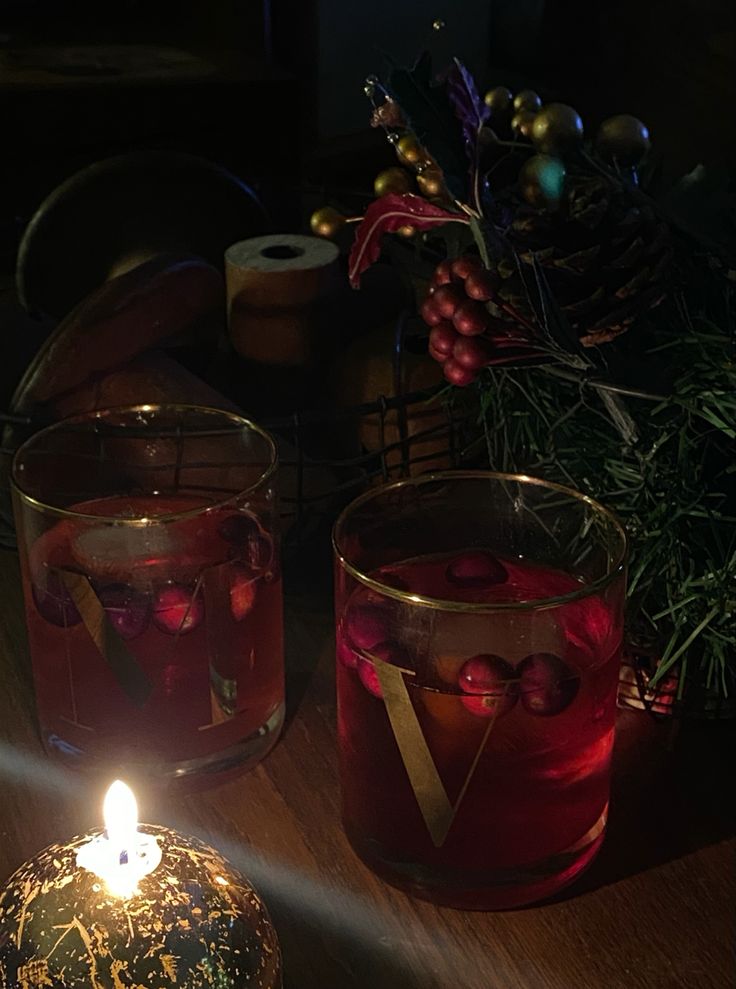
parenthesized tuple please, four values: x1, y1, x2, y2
(0, 545, 733, 989)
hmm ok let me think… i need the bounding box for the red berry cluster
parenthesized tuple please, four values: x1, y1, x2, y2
(422, 255, 502, 385)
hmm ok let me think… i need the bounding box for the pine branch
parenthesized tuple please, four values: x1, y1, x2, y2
(475, 313, 735, 705)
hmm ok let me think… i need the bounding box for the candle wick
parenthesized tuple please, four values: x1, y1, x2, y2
(119, 850, 129, 866)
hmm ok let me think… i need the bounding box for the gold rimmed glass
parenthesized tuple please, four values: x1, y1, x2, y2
(333, 471, 627, 909)
(12, 405, 284, 781)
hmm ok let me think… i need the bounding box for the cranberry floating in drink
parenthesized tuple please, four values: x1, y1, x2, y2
(152, 582, 205, 635)
(446, 551, 508, 588)
(218, 512, 273, 571)
(12, 405, 284, 781)
(375, 570, 410, 593)
(344, 601, 392, 652)
(458, 654, 519, 718)
(96, 583, 151, 640)
(518, 652, 580, 716)
(218, 511, 260, 545)
(334, 472, 626, 910)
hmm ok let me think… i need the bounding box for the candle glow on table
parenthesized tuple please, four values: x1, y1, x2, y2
(0, 781, 282, 987)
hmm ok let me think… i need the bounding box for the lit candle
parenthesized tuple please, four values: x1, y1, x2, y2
(0, 781, 282, 987)
(75, 779, 163, 899)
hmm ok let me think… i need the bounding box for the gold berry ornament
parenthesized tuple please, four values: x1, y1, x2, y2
(511, 110, 537, 139)
(397, 135, 423, 164)
(518, 155, 567, 209)
(397, 225, 416, 238)
(374, 167, 413, 197)
(484, 86, 513, 114)
(513, 89, 542, 113)
(596, 114, 651, 166)
(417, 169, 445, 198)
(310, 206, 346, 239)
(531, 103, 584, 155)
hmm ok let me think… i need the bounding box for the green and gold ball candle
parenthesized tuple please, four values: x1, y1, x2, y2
(0, 782, 281, 987)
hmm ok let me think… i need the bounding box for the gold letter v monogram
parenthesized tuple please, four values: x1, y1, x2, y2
(372, 655, 500, 849)
(61, 572, 153, 707)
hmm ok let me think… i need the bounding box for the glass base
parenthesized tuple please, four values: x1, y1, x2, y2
(43, 702, 285, 787)
(345, 804, 608, 911)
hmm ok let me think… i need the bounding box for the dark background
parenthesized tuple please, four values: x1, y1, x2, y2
(0, 0, 734, 272)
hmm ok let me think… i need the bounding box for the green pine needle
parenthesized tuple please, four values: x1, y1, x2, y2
(473, 309, 735, 708)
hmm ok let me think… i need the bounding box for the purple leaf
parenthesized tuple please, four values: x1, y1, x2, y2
(348, 194, 468, 288)
(446, 58, 489, 157)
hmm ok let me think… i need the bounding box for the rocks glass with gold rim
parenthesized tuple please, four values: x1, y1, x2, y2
(333, 471, 627, 909)
(11, 404, 284, 781)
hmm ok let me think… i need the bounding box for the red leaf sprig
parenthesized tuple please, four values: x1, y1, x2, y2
(348, 193, 468, 288)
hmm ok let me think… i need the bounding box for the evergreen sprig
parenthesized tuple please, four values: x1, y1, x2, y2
(472, 300, 735, 708)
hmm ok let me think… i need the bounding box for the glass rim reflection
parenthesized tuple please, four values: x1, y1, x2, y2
(333, 470, 628, 613)
(11, 403, 279, 525)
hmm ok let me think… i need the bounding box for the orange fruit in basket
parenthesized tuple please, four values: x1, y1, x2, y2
(332, 323, 448, 478)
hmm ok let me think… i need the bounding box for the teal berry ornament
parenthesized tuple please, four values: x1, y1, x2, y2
(519, 155, 567, 209)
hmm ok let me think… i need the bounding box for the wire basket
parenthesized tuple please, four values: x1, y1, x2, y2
(0, 383, 479, 548)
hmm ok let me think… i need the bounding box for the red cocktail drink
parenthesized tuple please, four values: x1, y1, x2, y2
(13, 406, 283, 780)
(334, 474, 626, 909)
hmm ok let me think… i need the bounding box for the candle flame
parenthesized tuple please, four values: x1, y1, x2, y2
(77, 779, 161, 898)
(103, 780, 138, 855)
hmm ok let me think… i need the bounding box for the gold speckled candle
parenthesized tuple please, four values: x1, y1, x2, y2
(0, 784, 281, 988)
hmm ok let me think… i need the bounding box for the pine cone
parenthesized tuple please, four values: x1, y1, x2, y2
(494, 175, 672, 346)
